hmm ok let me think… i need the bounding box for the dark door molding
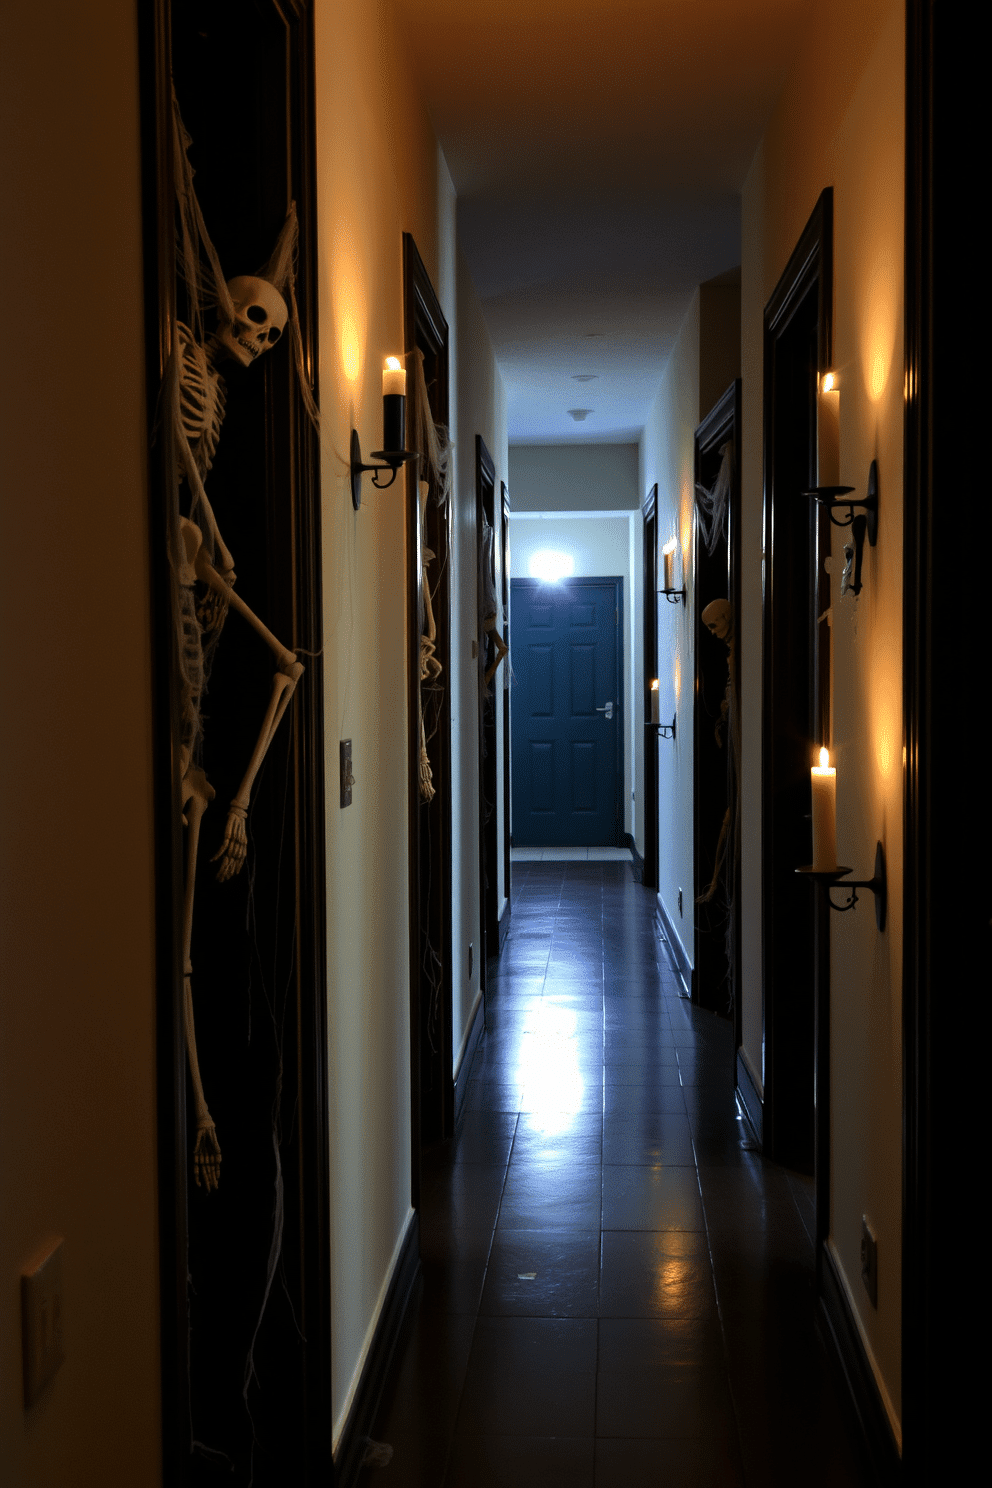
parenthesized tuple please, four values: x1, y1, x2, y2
(693, 382, 742, 1023)
(476, 436, 499, 988)
(641, 485, 659, 890)
(404, 234, 453, 1173)
(761, 188, 833, 1183)
(499, 481, 512, 939)
(902, 5, 984, 1480)
(140, 3, 329, 1479)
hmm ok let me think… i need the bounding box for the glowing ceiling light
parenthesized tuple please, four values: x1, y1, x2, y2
(529, 550, 575, 582)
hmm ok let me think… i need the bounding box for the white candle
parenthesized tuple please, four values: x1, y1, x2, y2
(650, 679, 660, 726)
(817, 370, 840, 488)
(811, 746, 837, 871)
(382, 356, 406, 397)
(662, 539, 676, 592)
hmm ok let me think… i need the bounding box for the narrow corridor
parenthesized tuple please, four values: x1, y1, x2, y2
(362, 861, 874, 1487)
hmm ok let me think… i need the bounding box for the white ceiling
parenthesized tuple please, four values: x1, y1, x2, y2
(392, 0, 812, 443)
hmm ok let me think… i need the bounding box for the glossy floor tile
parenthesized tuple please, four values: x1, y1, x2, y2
(361, 862, 874, 1487)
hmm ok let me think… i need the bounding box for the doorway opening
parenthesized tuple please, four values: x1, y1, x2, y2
(761, 190, 833, 1183)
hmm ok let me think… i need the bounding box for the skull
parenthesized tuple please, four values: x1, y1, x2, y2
(701, 598, 733, 642)
(216, 276, 288, 367)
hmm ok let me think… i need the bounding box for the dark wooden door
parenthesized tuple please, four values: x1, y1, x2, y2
(693, 382, 741, 1020)
(511, 577, 623, 847)
(762, 191, 833, 1177)
(146, 3, 329, 1481)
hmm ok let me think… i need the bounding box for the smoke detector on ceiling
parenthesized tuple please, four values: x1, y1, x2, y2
(568, 409, 592, 422)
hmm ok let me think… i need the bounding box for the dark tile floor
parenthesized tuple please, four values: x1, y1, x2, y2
(360, 861, 874, 1487)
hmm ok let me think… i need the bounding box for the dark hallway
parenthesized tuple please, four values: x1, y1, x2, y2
(361, 862, 874, 1486)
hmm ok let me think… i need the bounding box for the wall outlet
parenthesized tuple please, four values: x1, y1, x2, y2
(678, 888, 683, 916)
(861, 1216, 878, 1308)
(22, 1237, 65, 1407)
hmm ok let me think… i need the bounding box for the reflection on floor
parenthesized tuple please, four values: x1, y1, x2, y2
(510, 847, 634, 863)
(360, 861, 873, 1487)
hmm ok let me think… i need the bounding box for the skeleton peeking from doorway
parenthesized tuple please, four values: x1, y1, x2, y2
(167, 96, 319, 1191)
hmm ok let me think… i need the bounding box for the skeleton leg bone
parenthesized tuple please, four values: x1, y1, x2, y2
(180, 764, 222, 1191)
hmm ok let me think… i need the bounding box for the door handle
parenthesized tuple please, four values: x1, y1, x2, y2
(596, 701, 614, 720)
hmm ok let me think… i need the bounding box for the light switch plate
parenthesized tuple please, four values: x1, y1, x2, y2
(22, 1237, 65, 1406)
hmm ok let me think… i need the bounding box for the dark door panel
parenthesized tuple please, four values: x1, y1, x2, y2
(511, 577, 622, 847)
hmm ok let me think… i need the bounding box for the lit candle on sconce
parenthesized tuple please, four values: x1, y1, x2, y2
(810, 746, 837, 872)
(650, 679, 660, 726)
(662, 539, 676, 592)
(382, 355, 407, 452)
(817, 369, 840, 488)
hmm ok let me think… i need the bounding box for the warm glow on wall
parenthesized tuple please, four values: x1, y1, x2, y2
(860, 246, 898, 405)
(332, 226, 366, 388)
(679, 495, 693, 567)
(673, 651, 682, 702)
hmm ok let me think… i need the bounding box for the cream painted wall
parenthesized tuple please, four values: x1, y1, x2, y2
(739, 0, 905, 1440)
(0, 3, 162, 1483)
(640, 294, 701, 973)
(314, 0, 457, 1442)
(452, 247, 508, 1074)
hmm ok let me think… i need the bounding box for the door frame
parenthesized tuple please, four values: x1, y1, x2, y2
(693, 382, 742, 1023)
(761, 189, 833, 1184)
(140, 3, 330, 1478)
(499, 481, 512, 935)
(476, 436, 499, 988)
(641, 485, 659, 890)
(404, 234, 453, 1172)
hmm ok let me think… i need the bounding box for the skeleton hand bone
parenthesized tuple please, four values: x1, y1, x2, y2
(212, 803, 248, 881)
(193, 1117, 222, 1192)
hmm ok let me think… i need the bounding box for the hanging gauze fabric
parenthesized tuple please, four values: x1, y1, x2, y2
(410, 349, 453, 801)
(694, 440, 734, 557)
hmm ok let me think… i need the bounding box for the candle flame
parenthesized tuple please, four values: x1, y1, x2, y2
(385, 355, 402, 371)
(818, 746, 830, 769)
(821, 371, 837, 394)
(662, 538, 676, 555)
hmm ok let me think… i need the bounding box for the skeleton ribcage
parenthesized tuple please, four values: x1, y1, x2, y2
(177, 322, 226, 479)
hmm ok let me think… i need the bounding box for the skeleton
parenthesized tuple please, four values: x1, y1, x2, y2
(169, 164, 313, 1188)
(699, 598, 739, 914)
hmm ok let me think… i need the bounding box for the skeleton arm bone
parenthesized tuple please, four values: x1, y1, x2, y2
(194, 550, 304, 880)
(180, 767, 222, 1191)
(211, 665, 303, 881)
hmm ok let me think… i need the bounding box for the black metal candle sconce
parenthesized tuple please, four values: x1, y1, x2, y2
(350, 427, 418, 511)
(796, 841, 887, 931)
(801, 459, 878, 597)
(658, 714, 677, 740)
(662, 583, 686, 606)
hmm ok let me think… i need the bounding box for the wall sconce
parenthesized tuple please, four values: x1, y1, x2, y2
(658, 714, 677, 740)
(661, 539, 685, 604)
(350, 356, 418, 510)
(802, 460, 879, 597)
(795, 747, 886, 928)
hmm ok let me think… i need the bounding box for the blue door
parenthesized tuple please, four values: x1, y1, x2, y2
(511, 577, 622, 846)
